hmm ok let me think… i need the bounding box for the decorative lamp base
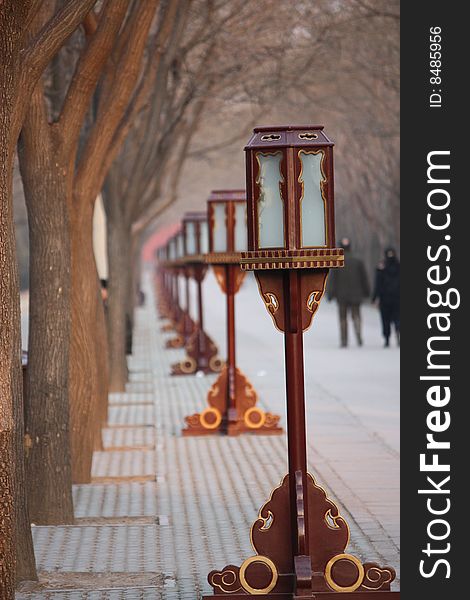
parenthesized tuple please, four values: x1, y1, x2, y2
(183, 366, 282, 436)
(204, 473, 398, 597)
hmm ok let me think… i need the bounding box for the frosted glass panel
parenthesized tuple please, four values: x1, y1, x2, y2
(234, 203, 247, 251)
(186, 222, 196, 255)
(177, 234, 184, 257)
(213, 203, 227, 252)
(256, 152, 284, 248)
(299, 151, 326, 246)
(199, 221, 209, 254)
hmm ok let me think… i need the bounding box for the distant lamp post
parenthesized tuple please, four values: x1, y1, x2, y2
(157, 235, 179, 333)
(155, 246, 170, 320)
(184, 191, 281, 435)
(171, 212, 221, 375)
(204, 127, 399, 598)
(178, 226, 197, 344)
(164, 231, 187, 348)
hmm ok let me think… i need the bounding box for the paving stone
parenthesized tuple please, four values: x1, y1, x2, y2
(107, 405, 154, 427)
(92, 450, 156, 480)
(102, 427, 155, 450)
(109, 392, 155, 406)
(17, 590, 166, 600)
(31, 524, 159, 572)
(73, 483, 158, 518)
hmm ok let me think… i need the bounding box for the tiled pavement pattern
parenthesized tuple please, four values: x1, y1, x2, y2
(16, 272, 399, 599)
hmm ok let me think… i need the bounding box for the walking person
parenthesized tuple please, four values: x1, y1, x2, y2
(372, 247, 400, 347)
(328, 237, 370, 347)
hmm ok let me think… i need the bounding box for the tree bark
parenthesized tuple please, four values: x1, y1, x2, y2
(1, 3, 38, 590)
(19, 99, 74, 524)
(104, 193, 131, 392)
(0, 428, 14, 599)
(129, 233, 143, 326)
(12, 278, 37, 585)
(0, 126, 19, 600)
(69, 198, 102, 483)
(0, 43, 18, 600)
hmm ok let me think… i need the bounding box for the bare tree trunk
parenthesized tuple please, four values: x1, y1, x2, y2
(0, 42, 17, 596)
(0, 126, 18, 600)
(69, 199, 100, 483)
(132, 234, 143, 305)
(0, 427, 14, 598)
(18, 114, 74, 524)
(0, 195, 34, 586)
(66, 0, 158, 469)
(12, 288, 37, 584)
(128, 233, 143, 337)
(105, 201, 131, 392)
(1, 6, 38, 589)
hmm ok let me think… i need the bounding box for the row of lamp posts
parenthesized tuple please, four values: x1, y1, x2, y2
(155, 126, 399, 598)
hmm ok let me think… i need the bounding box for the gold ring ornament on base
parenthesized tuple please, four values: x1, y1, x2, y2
(239, 555, 278, 595)
(209, 356, 224, 372)
(244, 407, 266, 429)
(200, 407, 223, 430)
(324, 553, 365, 593)
(180, 357, 197, 374)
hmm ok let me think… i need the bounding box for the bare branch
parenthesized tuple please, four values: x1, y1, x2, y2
(22, 0, 97, 86)
(58, 0, 128, 155)
(82, 10, 98, 37)
(74, 0, 159, 203)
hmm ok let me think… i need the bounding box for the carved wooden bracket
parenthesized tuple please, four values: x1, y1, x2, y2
(255, 270, 328, 333)
(212, 264, 246, 295)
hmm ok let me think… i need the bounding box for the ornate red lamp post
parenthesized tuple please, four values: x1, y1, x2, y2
(171, 211, 221, 375)
(160, 242, 176, 326)
(157, 237, 178, 331)
(164, 231, 188, 348)
(155, 245, 170, 320)
(168, 225, 196, 353)
(184, 191, 282, 435)
(204, 126, 399, 598)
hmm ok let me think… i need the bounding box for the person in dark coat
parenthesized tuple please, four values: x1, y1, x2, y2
(328, 237, 370, 347)
(372, 247, 400, 347)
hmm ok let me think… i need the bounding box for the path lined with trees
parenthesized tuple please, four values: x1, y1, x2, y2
(1, 2, 399, 598)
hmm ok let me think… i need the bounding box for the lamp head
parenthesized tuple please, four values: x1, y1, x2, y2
(242, 125, 343, 271)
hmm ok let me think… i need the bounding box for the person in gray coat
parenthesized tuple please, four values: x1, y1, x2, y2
(328, 238, 370, 347)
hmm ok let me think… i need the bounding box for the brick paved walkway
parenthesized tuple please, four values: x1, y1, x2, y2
(16, 271, 399, 598)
